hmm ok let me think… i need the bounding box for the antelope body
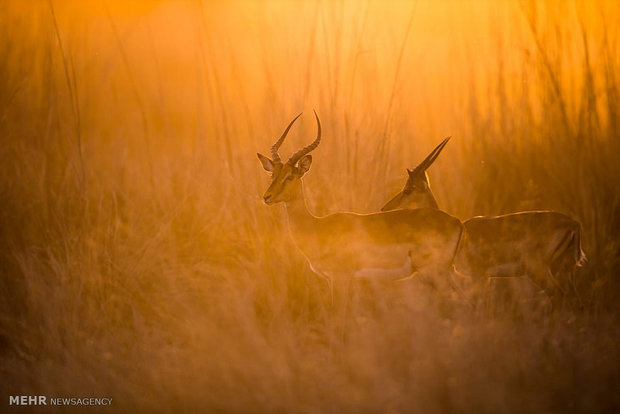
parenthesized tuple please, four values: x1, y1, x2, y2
(381, 138, 586, 298)
(258, 113, 464, 299)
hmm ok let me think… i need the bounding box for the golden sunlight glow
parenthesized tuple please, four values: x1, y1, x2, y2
(1, 0, 619, 411)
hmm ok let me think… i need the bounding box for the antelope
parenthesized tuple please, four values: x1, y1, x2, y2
(257, 112, 464, 307)
(381, 138, 586, 303)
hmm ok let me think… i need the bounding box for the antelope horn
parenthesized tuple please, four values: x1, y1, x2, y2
(287, 110, 322, 166)
(414, 136, 451, 173)
(286, 111, 321, 166)
(271, 113, 302, 164)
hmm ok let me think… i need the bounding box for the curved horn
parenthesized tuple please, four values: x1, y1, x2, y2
(271, 113, 302, 164)
(287, 110, 322, 166)
(414, 136, 451, 173)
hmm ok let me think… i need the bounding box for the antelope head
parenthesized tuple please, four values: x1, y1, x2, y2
(258, 111, 322, 204)
(381, 137, 450, 211)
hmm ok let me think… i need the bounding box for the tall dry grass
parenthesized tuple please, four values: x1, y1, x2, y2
(1, 0, 619, 412)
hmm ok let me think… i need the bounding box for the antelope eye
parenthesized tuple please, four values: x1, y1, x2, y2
(403, 189, 412, 195)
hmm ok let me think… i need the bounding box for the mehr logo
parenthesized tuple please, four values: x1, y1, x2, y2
(9, 395, 113, 406)
(9, 396, 46, 405)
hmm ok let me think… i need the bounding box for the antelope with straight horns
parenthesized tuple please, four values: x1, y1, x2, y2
(258, 112, 465, 306)
(381, 138, 586, 302)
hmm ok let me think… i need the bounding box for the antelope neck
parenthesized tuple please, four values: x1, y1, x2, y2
(283, 183, 317, 239)
(425, 193, 439, 209)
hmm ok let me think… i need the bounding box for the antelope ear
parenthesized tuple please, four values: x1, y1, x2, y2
(257, 153, 275, 173)
(297, 155, 313, 176)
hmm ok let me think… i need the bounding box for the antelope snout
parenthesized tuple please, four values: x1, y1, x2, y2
(263, 193, 274, 204)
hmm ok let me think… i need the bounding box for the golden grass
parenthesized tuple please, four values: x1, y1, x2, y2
(1, 0, 619, 411)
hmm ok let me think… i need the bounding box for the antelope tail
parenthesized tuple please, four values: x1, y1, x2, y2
(574, 223, 587, 267)
(549, 224, 586, 268)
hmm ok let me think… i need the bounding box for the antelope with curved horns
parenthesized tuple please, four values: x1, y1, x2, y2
(258, 112, 465, 305)
(381, 138, 586, 301)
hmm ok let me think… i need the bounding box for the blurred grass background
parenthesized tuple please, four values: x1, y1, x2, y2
(1, 0, 619, 411)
